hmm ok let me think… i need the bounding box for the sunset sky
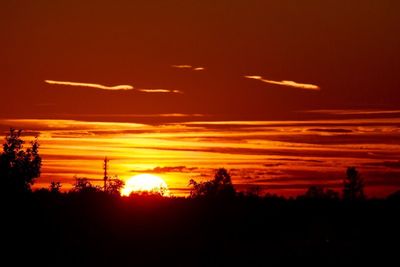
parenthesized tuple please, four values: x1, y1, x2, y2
(1, 1, 400, 196)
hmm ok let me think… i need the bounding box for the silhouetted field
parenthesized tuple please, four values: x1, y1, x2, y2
(2, 192, 399, 267)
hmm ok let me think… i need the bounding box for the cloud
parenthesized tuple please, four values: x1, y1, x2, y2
(171, 65, 193, 69)
(307, 128, 353, 133)
(54, 113, 205, 118)
(171, 65, 205, 71)
(302, 109, 400, 115)
(244, 75, 320, 90)
(363, 161, 400, 169)
(45, 80, 133, 90)
(137, 89, 183, 94)
(158, 113, 204, 117)
(46, 80, 183, 94)
(131, 166, 199, 174)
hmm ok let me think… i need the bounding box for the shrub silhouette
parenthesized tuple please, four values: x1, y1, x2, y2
(343, 167, 365, 200)
(301, 185, 339, 200)
(189, 168, 236, 198)
(245, 185, 262, 197)
(0, 128, 42, 193)
(72, 177, 101, 193)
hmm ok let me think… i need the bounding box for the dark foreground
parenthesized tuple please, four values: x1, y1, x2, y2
(2, 192, 400, 267)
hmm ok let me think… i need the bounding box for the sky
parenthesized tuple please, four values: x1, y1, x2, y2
(1, 1, 400, 196)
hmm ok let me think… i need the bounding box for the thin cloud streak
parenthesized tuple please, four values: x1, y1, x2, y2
(171, 65, 193, 69)
(244, 75, 320, 90)
(302, 109, 400, 115)
(52, 113, 205, 118)
(137, 89, 183, 94)
(171, 65, 205, 71)
(45, 80, 133, 90)
(46, 80, 183, 94)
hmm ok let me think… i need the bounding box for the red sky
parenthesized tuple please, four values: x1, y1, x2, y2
(1, 1, 400, 196)
(1, 0, 400, 120)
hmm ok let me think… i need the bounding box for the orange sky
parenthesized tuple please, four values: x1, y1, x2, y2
(1, 1, 400, 196)
(1, 117, 399, 197)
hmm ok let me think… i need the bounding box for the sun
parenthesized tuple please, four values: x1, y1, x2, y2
(121, 174, 169, 196)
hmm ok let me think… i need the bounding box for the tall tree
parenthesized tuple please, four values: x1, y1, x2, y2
(0, 129, 42, 193)
(343, 167, 365, 200)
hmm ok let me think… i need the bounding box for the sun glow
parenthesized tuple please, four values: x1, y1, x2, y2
(121, 174, 169, 196)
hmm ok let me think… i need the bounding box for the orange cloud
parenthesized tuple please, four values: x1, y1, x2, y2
(171, 65, 205, 71)
(171, 65, 193, 69)
(45, 80, 133, 90)
(303, 109, 400, 115)
(244, 75, 320, 90)
(46, 80, 183, 94)
(137, 89, 183, 94)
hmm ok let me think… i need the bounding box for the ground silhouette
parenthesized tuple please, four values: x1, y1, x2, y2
(2, 189, 399, 267)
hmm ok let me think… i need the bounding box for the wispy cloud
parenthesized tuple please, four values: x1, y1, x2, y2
(244, 75, 320, 90)
(131, 166, 199, 174)
(171, 65, 193, 69)
(45, 80, 133, 90)
(302, 109, 400, 115)
(158, 113, 204, 117)
(137, 89, 183, 94)
(54, 113, 205, 118)
(171, 65, 205, 71)
(45, 80, 183, 94)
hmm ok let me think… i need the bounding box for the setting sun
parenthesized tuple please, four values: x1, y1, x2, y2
(121, 174, 169, 196)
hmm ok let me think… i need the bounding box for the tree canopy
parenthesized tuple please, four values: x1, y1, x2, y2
(0, 129, 42, 193)
(189, 168, 236, 198)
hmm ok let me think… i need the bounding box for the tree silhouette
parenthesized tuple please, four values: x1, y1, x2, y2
(246, 185, 262, 197)
(105, 177, 125, 195)
(49, 181, 62, 194)
(343, 167, 365, 200)
(0, 129, 42, 193)
(189, 168, 236, 198)
(303, 185, 339, 200)
(72, 177, 100, 193)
